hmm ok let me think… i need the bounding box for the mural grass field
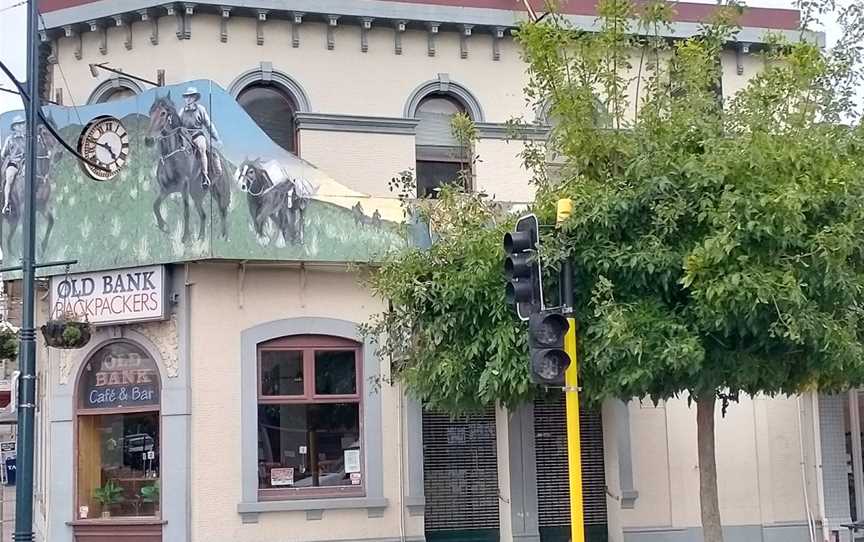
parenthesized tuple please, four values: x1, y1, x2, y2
(0, 81, 407, 274)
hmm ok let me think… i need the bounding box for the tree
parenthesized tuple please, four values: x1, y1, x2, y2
(365, 1, 864, 541)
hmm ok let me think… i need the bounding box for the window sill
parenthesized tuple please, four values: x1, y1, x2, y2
(67, 518, 166, 526)
(238, 497, 388, 523)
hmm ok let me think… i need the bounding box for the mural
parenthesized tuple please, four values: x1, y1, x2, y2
(0, 80, 408, 274)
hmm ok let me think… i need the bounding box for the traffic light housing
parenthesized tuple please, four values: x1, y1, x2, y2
(528, 311, 572, 385)
(504, 214, 543, 321)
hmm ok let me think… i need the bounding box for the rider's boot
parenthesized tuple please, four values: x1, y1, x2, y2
(202, 173, 212, 189)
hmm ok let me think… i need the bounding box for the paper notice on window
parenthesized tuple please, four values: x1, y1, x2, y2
(271, 467, 294, 487)
(344, 449, 361, 474)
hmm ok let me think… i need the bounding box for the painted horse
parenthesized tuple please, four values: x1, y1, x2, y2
(234, 159, 312, 245)
(145, 92, 230, 243)
(0, 124, 60, 255)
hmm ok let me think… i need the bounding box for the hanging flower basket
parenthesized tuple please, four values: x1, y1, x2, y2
(41, 311, 92, 349)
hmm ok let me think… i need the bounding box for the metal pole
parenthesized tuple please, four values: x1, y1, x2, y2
(14, 0, 40, 536)
(557, 199, 584, 542)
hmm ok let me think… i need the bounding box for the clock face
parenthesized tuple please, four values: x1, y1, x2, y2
(77, 116, 129, 181)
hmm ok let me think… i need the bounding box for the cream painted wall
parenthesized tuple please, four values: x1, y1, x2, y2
(185, 263, 422, 542)
(55, 15, 530, 121)
(621, 395, 808, 531)
(474, 139, 535, 203)
(298, 130, 416, 197)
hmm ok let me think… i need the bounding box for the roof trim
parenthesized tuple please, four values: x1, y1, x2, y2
(39, 0, 819, 46)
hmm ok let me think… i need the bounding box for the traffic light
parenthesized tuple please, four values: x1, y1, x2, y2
(528, 310, 572, 385)
(504, 214, 543, 321)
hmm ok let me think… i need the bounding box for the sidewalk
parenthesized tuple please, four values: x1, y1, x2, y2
(0, 484, 15, 542)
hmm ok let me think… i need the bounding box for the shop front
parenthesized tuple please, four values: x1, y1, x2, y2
(42, 265, 191, 542)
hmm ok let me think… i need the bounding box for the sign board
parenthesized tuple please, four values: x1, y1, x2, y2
(271, 467, 294, 487)
(0, 441, 15, 453)
(79, 342, 160, 409)
(50, 265, 166, 325)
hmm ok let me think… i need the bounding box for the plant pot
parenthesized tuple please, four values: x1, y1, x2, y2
(40, 320, 92, 349)
(101, 510, 110, 519)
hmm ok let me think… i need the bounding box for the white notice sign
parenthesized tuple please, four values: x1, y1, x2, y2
(344, 449, 361, 474)
(50, 265, 166, 325)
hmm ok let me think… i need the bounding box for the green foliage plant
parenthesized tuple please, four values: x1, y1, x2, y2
(366, 0, 863, 540)
(93, 479, 125, 514)
(0, 322, 19, 362)
(140, 483, 160, 503)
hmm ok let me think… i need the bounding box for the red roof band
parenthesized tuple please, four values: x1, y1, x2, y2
(38, 0, 801, 31)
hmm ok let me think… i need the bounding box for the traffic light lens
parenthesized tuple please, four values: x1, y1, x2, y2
(529, 313, 569, 347)
(506, 279, 535, 305)
(504, 253, 533, 279)
(504, 230, 534, 254)
(532, 350, 570, 384)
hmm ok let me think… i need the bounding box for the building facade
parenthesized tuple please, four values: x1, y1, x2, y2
(0, 0, 851, 541)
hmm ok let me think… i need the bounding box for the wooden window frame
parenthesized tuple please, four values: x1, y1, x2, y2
(73, 340, 162, 523)
(257, 335, 364, 500)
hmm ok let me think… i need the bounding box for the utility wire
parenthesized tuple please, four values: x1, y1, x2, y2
(0, 58, 109, 173)
(37, 11, 84, 126)
(0, 1, 26, 13)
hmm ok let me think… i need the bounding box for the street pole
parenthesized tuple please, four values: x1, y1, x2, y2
(14, 0, 41, 536)
(556, 198, 584, 542)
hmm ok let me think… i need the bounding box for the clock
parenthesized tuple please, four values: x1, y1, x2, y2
(77, 116, 130, 181)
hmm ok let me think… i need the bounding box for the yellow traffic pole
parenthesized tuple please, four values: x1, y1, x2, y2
(557, 198, 585, 542)
(564, 321, 585, 542)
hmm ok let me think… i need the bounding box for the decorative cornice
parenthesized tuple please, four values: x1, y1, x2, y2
(476, 122, 549, 140)
(294, 112, 549, 141)
(39, 0, 821, 49)
(295, 113, 419, 135)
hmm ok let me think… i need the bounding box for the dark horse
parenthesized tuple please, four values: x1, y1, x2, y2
(145, 92, 230, 243)
(1, 125, 59, 255)
(235, 159, 310, 245)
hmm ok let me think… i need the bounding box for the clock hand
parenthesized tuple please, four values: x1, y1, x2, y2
(96, 141, 117, 161)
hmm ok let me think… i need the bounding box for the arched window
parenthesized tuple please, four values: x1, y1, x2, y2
(414, 94, 471, 198)
(99, 87, 137, 103)
(76, 341, 161, 519)
(87, 78, 142, 105)
(238, 84, 297, 154)
(256, 335, 363, 498)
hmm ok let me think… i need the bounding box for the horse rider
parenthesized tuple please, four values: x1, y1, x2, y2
(1, 116, 26, 215)
(179, 87, 222, 188)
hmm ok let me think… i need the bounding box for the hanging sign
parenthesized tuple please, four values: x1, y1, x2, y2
(49, 265, 166, 325)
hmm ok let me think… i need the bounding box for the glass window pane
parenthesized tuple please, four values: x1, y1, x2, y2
(257, 403, 361, 490)
(416, 161, 463, 198)
(77, 412, 160, 519)
(101, 88, 136, 103)
(261, 351, 304, 396)
(315, 351, 357, 395)
(238, 84, 296, 154)
(78, 342, 160, 410)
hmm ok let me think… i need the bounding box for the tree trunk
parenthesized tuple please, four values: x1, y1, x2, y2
(697, 394, 724, 542)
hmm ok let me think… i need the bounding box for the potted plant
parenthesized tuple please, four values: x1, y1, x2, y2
(140, 482, 160, 515)
(40, 309, 91, 349)
(93, 479, 124, 518)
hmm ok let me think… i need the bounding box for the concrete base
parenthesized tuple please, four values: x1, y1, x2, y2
(623, 523, 811, 542)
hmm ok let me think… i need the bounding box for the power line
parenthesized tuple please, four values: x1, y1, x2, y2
(0, 1, 26, 13)
(37, 11, 84, 126)
(0, 58, 109, 174)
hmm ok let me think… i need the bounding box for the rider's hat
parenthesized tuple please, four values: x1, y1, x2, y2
(182, 87, 201, 100)
(10, 116, 25, 128)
